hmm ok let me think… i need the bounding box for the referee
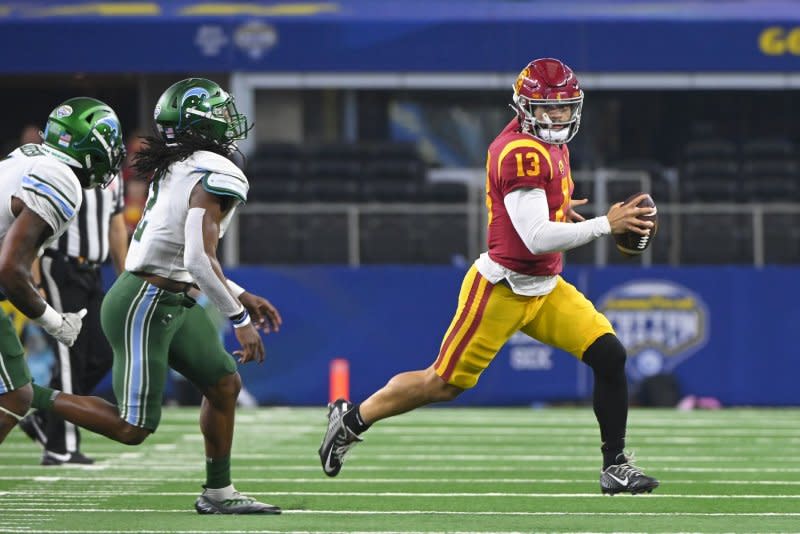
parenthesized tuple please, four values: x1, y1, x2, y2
(21, 176, 128, 465)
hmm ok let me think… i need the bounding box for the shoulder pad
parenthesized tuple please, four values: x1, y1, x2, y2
(188, 151, 246, 181)
(20, 158, 83, 232)
(189, 151, 249, 203)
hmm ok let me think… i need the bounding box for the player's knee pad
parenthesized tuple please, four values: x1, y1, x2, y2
(582, 333, 627, 377)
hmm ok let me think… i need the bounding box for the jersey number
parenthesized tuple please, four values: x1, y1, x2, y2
(132, 179, 160, 242)
(515, 151, 541, 177)
(554, 174, 572, 222)
(20, 145, 44, 157)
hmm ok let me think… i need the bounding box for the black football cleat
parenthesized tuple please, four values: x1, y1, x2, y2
(600, 456, 659, 495)
(41, 450, 95, 466)
(318, 398, 362, 477)
(195, 488, 281, 514)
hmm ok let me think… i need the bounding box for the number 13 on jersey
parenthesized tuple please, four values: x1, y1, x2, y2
(515, 151, 541, 177)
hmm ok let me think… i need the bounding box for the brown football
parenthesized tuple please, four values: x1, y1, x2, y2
(613, 192, 658, 256)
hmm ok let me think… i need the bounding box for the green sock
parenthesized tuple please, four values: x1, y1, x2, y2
(205, 456, 231, 489)
(31, 384, 58, 411)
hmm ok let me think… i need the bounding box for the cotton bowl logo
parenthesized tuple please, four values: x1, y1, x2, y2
(55, 105, 73, 118)
(598, 280, 708, 380)
(234, 21, 278, 60)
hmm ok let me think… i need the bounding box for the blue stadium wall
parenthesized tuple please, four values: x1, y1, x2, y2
(98, 265, 800, 407)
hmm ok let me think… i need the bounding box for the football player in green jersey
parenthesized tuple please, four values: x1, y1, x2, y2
(28, 79, 283, 514)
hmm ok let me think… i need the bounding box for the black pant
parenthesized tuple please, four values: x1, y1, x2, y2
(39, 251, 113, 455)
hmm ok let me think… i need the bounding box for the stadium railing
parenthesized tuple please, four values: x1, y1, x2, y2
(224, 169, 799, 267)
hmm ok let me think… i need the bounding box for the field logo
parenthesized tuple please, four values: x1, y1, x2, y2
(598, 280, 708, 380)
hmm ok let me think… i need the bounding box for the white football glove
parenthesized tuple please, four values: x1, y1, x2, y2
(42, 308, 87, 347)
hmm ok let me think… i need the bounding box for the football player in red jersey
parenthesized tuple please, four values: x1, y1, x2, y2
(319, 58, 658, 495)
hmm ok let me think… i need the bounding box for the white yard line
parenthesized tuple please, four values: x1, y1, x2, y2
(1, 508, 799, 516)
(4, 490, 800, 499)
(3, 476, 800, 484)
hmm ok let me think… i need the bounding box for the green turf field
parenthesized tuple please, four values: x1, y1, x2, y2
(1, 406, 798, 533)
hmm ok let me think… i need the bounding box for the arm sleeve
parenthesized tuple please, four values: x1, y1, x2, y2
(504, 188, 611, 255)
(183, 207, 244, 318)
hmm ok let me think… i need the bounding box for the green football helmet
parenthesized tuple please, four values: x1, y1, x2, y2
(41, 97, 124, 189)
(153, 78, 249, 146)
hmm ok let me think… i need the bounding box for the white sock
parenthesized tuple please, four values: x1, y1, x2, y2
(203, 484, 236, 500)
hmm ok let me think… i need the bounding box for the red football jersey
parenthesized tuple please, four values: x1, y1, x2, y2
(485, 119, 574, 276)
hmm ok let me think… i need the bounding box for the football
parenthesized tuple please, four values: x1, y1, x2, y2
(613, 192, 658, 256)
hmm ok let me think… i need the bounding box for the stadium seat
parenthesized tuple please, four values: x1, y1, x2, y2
(417, 181, 469, 203)
(361, 159, 425, 202)
(302, 160, 362, 202)
(302, 214, 350, 264)
(741, 138, 795, 160)
(680, 213, 753, 264)
(363, 142, 421, 161)
(360, 180, 420, 202)
(247, 159, 305, 201)
(684, 138, 737, 160)
(312, 142, 369, 161)
(254, 142, 304, 160)
(740, 160, 799, 202)
(359, 215, 417, 263)
(238, 213, 305, 264)
(362, 159, 425, 183)
(680, 160, 740, 202)
(248, 179, 303, 202)
(763, 214, 800, 264)
(302, 179, 361, 202)
(607, 159, 674, 205)
(415, 214, 469, 263)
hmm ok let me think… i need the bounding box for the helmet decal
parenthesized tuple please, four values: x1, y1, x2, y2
(96, 116, 120, 137)
(181, 87, 210, 106)
(55, 105, 73, 118)
(514, 67, 530, 94)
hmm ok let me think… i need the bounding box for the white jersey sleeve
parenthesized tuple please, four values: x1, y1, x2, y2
(17, 156, 83, 237)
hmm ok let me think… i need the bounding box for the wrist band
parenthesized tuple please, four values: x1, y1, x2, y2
(230, 308, 251, 329)
(226, 279, 246, 298)
(33, 304, 62, 330)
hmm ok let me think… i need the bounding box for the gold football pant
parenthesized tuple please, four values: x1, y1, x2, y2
(433, 266, 615, 389)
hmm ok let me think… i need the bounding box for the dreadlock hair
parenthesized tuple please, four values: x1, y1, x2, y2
(132, 129, 244, 182)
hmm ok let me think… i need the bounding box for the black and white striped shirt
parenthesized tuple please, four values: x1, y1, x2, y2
(48, 177, 124, 263)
